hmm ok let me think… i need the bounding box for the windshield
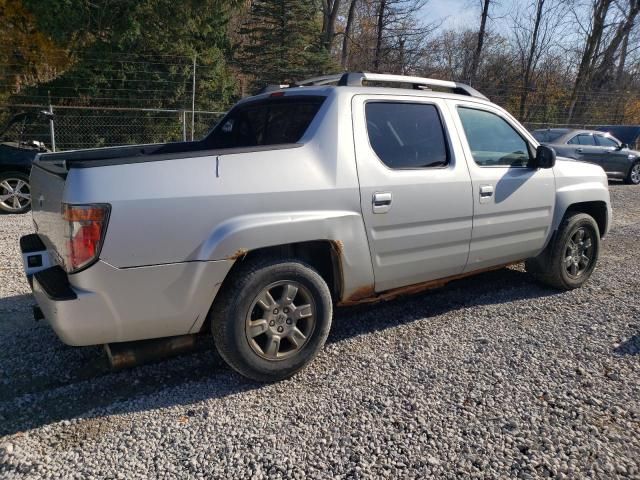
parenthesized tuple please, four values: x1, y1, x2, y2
(531, 130, 566, 143)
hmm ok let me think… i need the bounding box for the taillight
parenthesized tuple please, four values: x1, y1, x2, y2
(62, 204, 110, 273)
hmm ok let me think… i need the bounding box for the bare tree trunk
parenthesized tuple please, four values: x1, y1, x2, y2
(374, 0, 387, 71)
(616, 26, 630, 85)
(321, 0, 343, 51)
(566, 0, 612, 122)
(467, 0, 491, 85)
(590, 0, 640, 89)
(341, 0, 358, 68)
(518, 0, 545, 120)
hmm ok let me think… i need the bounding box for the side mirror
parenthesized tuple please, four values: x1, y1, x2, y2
(618, 143, 628, 150)
(533, 145, 556, 169)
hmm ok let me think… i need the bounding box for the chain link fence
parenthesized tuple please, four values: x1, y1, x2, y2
(0, 105, 225, 152)
(2, 105, 638, 152)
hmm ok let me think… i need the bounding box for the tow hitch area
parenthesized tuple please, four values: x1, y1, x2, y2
(32, 305, 44, 321)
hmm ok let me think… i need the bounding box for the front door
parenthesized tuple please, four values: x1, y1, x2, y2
(595, 134, 629, 176)
(569, 133, 607, 168)
(352, 95, 474, 292)
(450, 102, 556, 272)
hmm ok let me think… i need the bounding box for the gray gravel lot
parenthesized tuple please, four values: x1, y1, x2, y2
(1, 185, 639, 479)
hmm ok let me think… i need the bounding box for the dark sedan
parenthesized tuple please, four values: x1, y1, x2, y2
(0, 111, 53, 213)
(531, 128, 640, 185)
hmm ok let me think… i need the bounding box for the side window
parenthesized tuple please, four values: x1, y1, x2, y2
(577, 134, 595, 146)
(568, 136, 580, 145)
(595, 135, 618, 147)
(457, 107, 531, 167)
(365, 102, 449, 169)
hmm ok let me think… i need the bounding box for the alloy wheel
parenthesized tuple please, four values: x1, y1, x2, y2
(245, 280, 316, 361)
(0, 178, 31, 212)
(631, 163, 640, 185)
(564, 227, 595, 278)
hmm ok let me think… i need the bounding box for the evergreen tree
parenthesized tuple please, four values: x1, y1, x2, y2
(17, 0, 239, 111)
(237, 0, 334, 88)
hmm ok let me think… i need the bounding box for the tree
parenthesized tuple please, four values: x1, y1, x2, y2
(321, 0, 343, 51)
(464, 0, 492, 85)
(17, 0, 239, 111)
(589, 0, 640, 90)
(566, 0, 613, 122)
(237, 0, 333, 88)
(0, 0, 70, 106)
(370, 0, 433, 73)
(511, 0, 565, 120)
(340, 0, 359, 68)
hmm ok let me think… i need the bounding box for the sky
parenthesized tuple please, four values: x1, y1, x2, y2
(421, 0, 514, 31)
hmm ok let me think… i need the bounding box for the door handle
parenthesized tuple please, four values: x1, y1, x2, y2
(576, 148, 584, 153)
(479, 185, 494, 203)
(373, 192, 392, 214)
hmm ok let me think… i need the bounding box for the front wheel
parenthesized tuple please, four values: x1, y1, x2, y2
(626, 161, 640, 185)
(0, 171, 31, 214)
(526, 212, 600, 290)
(210, 258, 333, 382)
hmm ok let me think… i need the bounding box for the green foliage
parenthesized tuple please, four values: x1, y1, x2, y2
(237, 0, 335, 88)
(17, 0, 239, 110)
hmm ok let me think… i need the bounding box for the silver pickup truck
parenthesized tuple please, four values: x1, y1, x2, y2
(21, 73, 612, 381)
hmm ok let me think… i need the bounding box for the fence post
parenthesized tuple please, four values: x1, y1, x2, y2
(181, 110, 187, 141)
(191, 55, 196, 141)
(49, 103, 56, 152)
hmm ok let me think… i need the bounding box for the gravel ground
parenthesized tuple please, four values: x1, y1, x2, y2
(1, 184, 639, 479)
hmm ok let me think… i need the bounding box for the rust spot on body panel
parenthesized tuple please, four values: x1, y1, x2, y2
(339, 263, 518, 306)
(331, 240, 345, 256)
(228, 248, 248, 260)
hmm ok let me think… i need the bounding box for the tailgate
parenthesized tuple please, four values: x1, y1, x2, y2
(30, 162, 68, 266)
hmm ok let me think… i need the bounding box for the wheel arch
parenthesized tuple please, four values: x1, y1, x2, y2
(552, 182, 611, 240)
(194, 210, 375, 299)
(563, 201, 609, 238)
(0, 165, 31, 176)
(198, 240, 344, 334)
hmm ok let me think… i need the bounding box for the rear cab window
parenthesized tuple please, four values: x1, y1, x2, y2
(204, 96, 326, 149)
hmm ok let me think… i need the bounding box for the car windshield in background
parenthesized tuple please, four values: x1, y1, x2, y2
(204, 96, 325, 149)
(532, 130, 566, 143)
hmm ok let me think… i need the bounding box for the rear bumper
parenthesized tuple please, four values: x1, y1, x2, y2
(21, 234, 234, 346)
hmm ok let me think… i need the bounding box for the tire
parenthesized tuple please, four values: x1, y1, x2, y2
(0, 171, 31, 214)
(625, 161, 640, 185)
(525, 212, 600, 290)
(210, 257, 333, 382)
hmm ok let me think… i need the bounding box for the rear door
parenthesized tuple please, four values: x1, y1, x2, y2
(352, 95, 473, 292)
(449, 101, 556, 271)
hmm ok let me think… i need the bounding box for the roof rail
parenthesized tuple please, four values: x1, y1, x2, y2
(337, 72, 488, 99)
(260, 72, 488, 99)
(294, 74, 344, 86)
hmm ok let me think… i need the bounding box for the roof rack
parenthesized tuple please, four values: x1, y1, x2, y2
(294, 74, 344, 86)
(258, 72, 488, 100)
(290, 72, 487, 99)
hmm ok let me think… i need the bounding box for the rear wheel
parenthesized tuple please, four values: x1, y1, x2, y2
(526, 212, 600, 290)
(0, 171, 31, 214)
(626, 161, 640, 185)
(210, 257, 332, 382)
